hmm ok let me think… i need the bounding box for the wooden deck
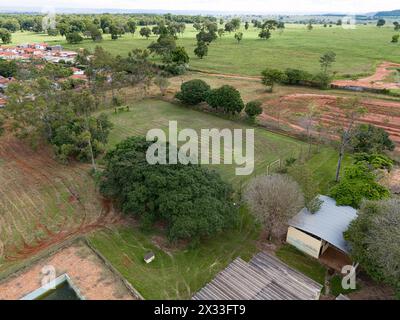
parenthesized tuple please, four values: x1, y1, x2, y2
(192, 252, 322, 300)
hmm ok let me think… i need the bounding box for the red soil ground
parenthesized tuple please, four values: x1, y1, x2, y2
(261, 93, 400, 149)
(0, 133, 121, 266)
(332, 61, 400, 90)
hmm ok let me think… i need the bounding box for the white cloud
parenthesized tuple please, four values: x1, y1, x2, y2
(4, 0, 400, 14)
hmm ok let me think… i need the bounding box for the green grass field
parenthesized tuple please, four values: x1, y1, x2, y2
(10, 24, 400, 77)
(88, 206, 260, 300)
(276, 244, 327, 285)
(100, 99, 347, 191)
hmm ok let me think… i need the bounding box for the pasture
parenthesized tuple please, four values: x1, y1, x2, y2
(88, 206, 260, 300)
(9, 24, 400, 77)
(100, 98, 346, 191)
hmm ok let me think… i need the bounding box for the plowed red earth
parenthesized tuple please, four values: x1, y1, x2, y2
(0, 134, 121, 267)
(261, 93, 400, 149)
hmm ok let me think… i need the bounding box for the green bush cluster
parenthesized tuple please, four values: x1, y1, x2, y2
(206, 85, 244, 114)
(175, 79, 210, 105)
(329, 163, 390, 208)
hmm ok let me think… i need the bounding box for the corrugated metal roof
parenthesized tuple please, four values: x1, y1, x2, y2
(192, 252, 322, 300)
(288, 195, 357, 253)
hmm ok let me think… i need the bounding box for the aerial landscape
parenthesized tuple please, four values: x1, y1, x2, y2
(0, 0, 399, 307)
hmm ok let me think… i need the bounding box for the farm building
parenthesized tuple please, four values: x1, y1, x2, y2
(192, 252, 322, 300)
(286, 195, 357, 270)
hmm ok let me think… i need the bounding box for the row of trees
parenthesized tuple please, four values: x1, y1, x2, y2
(0, 13, 215, 34)
(175, 79, 262, 120)
(3, 44, 164, 165)
(261, 51, 336, 91)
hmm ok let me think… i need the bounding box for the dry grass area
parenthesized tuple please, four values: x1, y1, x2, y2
(0, 241, 136, 300)
(0, 133, 120, 272)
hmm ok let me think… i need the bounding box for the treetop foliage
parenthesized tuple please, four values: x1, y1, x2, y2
(99, 136, 238, 242)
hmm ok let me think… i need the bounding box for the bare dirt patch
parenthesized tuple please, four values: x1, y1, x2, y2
(259, 93, 400, 148)
(332, 61, 400, 90)
(0, 241, 136, 300)
(0, 133, 121, 269)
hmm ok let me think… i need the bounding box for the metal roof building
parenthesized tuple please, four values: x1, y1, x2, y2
(288, 195, 357, 254)
(192, 252, 322, 300)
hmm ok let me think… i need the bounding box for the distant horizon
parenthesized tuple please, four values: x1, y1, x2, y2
(0, 7, 395, 16)
(0, 1, 399, 16)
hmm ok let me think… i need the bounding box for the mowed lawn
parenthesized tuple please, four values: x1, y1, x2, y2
(10, 24, 400, 76)
(89, 207, 260, 300)
(100, 98, 345, 190)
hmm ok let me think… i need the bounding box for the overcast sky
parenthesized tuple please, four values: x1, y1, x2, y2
(4, 0, 400, 14)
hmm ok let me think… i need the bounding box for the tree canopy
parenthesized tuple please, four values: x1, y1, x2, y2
(99, 136, 238, 242)
(206, 85, 244, 114)
(345, 199, 400, 297)
(350, 124, 395, 154)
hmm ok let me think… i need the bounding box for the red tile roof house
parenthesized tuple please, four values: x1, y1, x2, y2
(0, 76, 13, 90)
(0, 97, 6, 108)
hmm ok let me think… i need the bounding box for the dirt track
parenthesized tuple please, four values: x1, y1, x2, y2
(332, 61, 400, 90)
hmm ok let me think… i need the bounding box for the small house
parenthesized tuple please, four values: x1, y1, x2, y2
(286, 195, 357, 270)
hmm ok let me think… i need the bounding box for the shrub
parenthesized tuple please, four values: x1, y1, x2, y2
(353, 153, 394, 171)
(175, 79, 210, 105)
(245, 100, 263, 119)
(163, 63, 187, 75)
(329, 163, 390, 208)
(206, 85, 244, 114)
(283, 68, 313, 85)
(312, 72, 332, 89)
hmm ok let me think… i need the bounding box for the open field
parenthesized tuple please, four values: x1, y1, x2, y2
(88, 207, 260, 300)
(100, 98, 347, 192)
(0, 133, 119, 274)
(9, 24, 400, 77)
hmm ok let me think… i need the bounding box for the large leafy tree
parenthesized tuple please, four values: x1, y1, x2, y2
(261, 68, 286, 92)
(350, 124, 395, 154)
(206, 85, 244, 114)
(345, 199, 400, 297)
(194, 41, 208, 59)
(99, 136, 238, 242)
(175, 79, 210, 105)
(0, 28, 12, 44)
